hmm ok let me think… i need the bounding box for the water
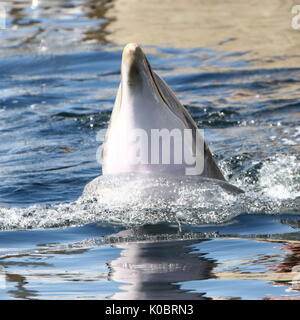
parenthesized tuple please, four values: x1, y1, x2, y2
(0, 0, 299, 300)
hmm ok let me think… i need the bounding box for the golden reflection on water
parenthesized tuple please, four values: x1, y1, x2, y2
(105, 0, 300, 67)
(2, 0, 300, 67)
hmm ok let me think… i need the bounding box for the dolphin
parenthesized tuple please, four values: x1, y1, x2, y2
(101, 43, 226, 181)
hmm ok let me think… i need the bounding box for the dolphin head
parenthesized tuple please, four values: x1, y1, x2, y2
(101, 43, 225, 181)
(120, 43, 169, 113)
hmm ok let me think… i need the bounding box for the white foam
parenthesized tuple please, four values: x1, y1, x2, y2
(257, 155, 300, 200)
(0, 155, 299, 230)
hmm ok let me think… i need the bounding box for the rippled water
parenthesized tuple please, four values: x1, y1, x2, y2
(0, 0, 299, 300)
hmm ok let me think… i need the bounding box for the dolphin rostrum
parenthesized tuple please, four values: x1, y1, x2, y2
(101, 43, 225, 181)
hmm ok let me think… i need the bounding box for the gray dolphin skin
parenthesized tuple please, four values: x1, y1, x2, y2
(102, 43, 225, 181)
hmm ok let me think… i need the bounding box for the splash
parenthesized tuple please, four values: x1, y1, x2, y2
(0, 154, 299, 230)
(258, 155, 300, 200)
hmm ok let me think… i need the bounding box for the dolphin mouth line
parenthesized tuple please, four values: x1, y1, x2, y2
(144, 56, 171, 110)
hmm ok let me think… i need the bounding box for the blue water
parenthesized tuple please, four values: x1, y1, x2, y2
(0, 0, 299, 300)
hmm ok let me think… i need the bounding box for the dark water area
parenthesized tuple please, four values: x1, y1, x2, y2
(0, 0, 299, 299)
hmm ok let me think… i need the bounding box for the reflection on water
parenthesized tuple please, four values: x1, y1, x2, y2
(0, 0, 112, 55)
(2, 0, 300, 67)
(105, 0, 300, 68)
(83, 0, 114, 44)
(109, 239, 215, 300)
(265, 240, 300, 299)
(0, 217, 300, 299)
(6, 273, 39, 300)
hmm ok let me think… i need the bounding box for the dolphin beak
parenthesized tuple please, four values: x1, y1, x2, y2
(121, 43, 151, 90)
